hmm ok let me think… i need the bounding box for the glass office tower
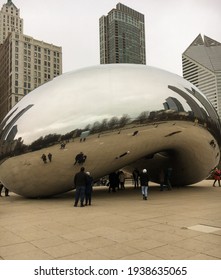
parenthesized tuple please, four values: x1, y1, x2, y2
(99, 3, 146, 65)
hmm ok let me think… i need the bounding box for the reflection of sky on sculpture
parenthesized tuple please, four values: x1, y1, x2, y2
(1, 65, 215, 144)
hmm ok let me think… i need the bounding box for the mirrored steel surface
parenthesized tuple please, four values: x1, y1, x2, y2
(0, 64, 220, 197)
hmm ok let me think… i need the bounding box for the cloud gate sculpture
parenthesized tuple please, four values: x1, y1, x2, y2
(0, 64, 220, 197)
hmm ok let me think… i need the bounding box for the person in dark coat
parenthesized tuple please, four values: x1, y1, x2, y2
(0, 181, 3, 196)
(108, 172, 118, 192)
(164, 167, 173, 190)
(74, 152, 87, 165)
(132, 168, 140, 188)
(140, 169, 149, 200)
(159, 169, 165, 191)
(85, 171, 93, 206)
(73, 167, 88, 207)
(48, 153, 52, 162)
(41, 154, 47, 163)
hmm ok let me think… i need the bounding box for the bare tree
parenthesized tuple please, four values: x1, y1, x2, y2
(137, 111, 149, 123)
(119, 114, 130, 127)
(108, 116, 119, 129)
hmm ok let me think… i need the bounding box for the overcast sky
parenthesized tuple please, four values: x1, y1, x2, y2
(2, 0, 221, 75)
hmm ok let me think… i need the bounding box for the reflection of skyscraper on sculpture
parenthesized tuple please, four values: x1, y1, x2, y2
(163, 97, 184, 112)
(80, 131, 90, 142)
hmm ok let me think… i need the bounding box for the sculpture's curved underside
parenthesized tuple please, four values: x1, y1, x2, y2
(0, 64, 220, 197)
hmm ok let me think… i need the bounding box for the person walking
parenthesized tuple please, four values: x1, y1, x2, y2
(41, 154, 47, 163)
(119, 171, 126, 190)
(48, 153, 52, 162)
(140, 169, 149, 200)
(73, 167, 88, 207)
(85, 171, 93, 206)
(132, 168, 140, 188)
(213, 167, 221, 187)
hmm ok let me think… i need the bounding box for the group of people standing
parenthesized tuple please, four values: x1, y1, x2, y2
(108, 170, 126, 192)
(73, 167, 93, 207)
(41, 153, 52, 163)
(0, 181, 9, 197)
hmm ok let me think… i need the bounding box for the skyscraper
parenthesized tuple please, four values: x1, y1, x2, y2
(0, 0, 23, 44)
(99, 3, 146, 65)
(0, 1, 62, 122)
(182, 34, 221, 117)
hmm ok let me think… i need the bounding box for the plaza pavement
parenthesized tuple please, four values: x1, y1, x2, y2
(0, 180, 221, 260)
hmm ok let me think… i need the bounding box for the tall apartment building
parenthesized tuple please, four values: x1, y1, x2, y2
(0, 0, 62, 122)
(99, 3, 146, 65)
(182, 34, 221, 117)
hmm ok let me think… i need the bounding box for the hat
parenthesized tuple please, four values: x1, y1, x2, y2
(142, 169, 147, 173)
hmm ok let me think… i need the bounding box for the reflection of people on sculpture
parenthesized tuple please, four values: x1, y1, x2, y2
(60, 142, 66, 149)
(115, 151, 130, 159)
(48, 153, 52, 162)
(74, 152, 87, 165)
(0, 181, 9, 197)
(41, 154, 47, 163)
(194, 118, 198, 126)
(210, 140, 216, 148)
